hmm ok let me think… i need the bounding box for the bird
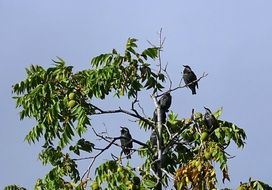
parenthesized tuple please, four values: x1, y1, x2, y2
(203, 107, 219, 133)
(120, 127, 133, 159)
(158, 92, 172, 112)
(153, 108, 167, 124)
(182, 65, 198, 95)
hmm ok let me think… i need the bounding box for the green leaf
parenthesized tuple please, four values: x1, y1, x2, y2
(112, 48, 118, 54)
(4, 185, 27, 190)
(141, 47, 159, 60)
(126, 38, 138, 49)
(158, 73, 165, 81)
(144, 77, 156, 89)
(91, 53, 113, 67)
(253, 180, 272, 190)
(168, 111, 178, 125)
(143, 178, 157, 188)
(52, 56, 65, 65)
(213, 107, 223, 119)
(77, 138, 94, 153)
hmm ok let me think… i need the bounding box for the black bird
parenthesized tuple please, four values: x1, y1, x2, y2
(150, 129, 157, 148)
(203, 107, 219, 133)
(182, 65, 198, 95)
(120, 127, 133, 159)
(158, 92, 172, 112)
(153, 108, 167, 124)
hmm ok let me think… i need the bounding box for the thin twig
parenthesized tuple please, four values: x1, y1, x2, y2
(90, 103, 154, 127)
(137, 102, 147, 117)
(162, 62, 172, 90)
(163, 123, 172, 138)
(73, 156, 95, 161)
(81, 137, 120, 182)
(171, 72, 208, 92)
(155, 72, 208, 98)
(161, 168, 175, 180)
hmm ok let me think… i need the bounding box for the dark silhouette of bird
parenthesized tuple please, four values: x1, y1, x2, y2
(153, 108, 167, 124)
(150, 129, 157, 148)
(203, 107, 219, 133)
(182, 65, 198, 95)
(120, 127, 133, 159)
(158, 92, 172, 112)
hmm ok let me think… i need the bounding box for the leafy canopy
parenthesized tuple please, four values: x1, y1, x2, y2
(10, 37, 271, 190)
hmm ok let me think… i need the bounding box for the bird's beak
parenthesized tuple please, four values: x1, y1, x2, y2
(183, 65, 186, 67)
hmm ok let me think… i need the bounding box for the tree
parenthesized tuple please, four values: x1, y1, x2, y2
(8, 32, 272, 190)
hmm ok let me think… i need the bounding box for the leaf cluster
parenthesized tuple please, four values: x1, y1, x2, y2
(10, 38, 166, 189)
(13, 60, 92, 149)
(87, 38, 163, 99)
(237, 179, 272, 190)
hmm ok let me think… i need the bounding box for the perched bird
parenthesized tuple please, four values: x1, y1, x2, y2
(158, 92, 172, 112)
(203, 107, 219, 133)
(120, 127, 133, 159)
(153, 108, 167, 124)
(150, 129, 157, 148)
(182, 65, 198, 95)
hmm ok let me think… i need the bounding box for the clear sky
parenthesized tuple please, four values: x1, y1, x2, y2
(1, 0, 272, 189)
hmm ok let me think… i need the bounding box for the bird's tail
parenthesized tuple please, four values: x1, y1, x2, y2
(191, 87, 196, 95)
(124, 149, 131, 159)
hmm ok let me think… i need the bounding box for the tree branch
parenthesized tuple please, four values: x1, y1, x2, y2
(90, 103, 154, 127)
(170, 72, 208, 93)
(81, 136, 119, 182)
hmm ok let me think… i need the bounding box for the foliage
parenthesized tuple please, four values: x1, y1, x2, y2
(236, 179, 272, 190)
(4, 185, 27, 190)
(7, 37, 271, 190)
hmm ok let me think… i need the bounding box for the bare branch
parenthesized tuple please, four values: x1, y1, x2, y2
(137, 102, 147, 117)
(157, 28, 165, 74)
(111, 153, 118, 160)
(155, 72, 208, 98)
(131, 92, 139, 111)
(150, 167, 160, 181)
(191, 108, 201, 133)
(90, 103, 154, 127)
(163, 123, 172, 138)
(81, 137, 120, 182)
(73, 156, 95, 161)
(162, 62, 173, 90)
(92, 127, 120, 147)
(161, 168, 175, 180)
(171, 72, 208, 92)
(151, 94, 163, 187)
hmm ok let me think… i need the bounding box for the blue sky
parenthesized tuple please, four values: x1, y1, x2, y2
(1, 1, 272, 189)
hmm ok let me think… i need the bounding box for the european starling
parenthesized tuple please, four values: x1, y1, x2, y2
(120, 127, 133, 159)
(203, 107, 219, 133)
(153, 108, 167, 124)
(158, 92, 172, 112)
(182, 65, 198, 95)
